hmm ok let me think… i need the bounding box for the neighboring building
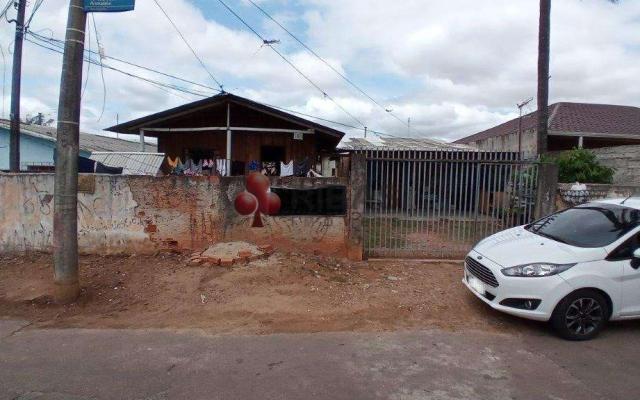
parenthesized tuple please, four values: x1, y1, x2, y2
(106, 93, 345, 177)
(0, 119, 158, 171)
(339, 137, 471, 152)
(454, 102, 640, 157)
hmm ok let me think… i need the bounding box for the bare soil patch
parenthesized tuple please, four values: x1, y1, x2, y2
(0, 251, 537, 335)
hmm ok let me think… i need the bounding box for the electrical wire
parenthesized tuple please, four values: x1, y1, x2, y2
(152, 0, 224, 91)
(25, 0, 45, 29)
(26, 30, 402, 139)
(28, 31, 223, 95)
(91, 14, 107, 121)
(0, 0, 12, 20)
(0, 42, 5, 118)
(25, 37, 213, 101)
(81, 15, 91, 100)
(26, 32, 216, 98)
(246, 0, 409, 129)
(216, 0, 366, 129)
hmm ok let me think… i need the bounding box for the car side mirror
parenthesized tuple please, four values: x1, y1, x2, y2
(632, 249, 640, 269)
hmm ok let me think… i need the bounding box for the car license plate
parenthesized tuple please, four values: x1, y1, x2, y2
(468, 274, 485, 294)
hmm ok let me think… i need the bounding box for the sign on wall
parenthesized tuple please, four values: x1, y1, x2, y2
(83, 0, 136, 13)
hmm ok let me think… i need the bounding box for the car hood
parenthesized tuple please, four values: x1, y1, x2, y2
(473, 226, 607, 267)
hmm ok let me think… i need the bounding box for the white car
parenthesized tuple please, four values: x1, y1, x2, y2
(463, 198, 640, 340)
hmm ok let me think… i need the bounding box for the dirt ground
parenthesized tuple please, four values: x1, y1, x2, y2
(0, 250, 537, 335)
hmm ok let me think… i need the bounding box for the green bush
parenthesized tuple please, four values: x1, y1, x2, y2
(548, 148, 615, 184)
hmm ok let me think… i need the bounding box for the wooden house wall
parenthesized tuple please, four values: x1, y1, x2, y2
(158, 131, 317, 163)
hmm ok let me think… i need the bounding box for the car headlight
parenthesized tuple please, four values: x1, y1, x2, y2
(501, 263, 576, 277)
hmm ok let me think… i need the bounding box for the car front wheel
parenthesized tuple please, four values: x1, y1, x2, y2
(551, 289, 609, 341)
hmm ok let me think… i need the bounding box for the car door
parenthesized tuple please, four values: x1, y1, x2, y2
(607, 232, 640, 317)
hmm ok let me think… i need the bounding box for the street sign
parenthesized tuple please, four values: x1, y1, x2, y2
(83, 0, 136, 13)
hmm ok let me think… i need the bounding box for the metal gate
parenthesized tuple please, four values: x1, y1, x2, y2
(363, 150, 540, 259)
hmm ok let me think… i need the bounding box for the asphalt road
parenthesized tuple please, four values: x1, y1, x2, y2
(1, 319, 639, 400)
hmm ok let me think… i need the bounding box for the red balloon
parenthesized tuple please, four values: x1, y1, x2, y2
(246, 172, 270, 196)
(259, 192, 281, 216)
(234, 192, 258, 215)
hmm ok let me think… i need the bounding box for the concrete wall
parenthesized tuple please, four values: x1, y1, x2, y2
(467, 130, 537, 158)
(556, 182, 640, 210)
(590, 144, 640, 186)
(0, 174, 360, 258)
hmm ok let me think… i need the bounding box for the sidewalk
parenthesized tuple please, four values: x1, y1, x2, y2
(2, 319, 639, 400)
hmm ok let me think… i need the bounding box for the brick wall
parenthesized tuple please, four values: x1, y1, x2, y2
(0, 174, 358, 258)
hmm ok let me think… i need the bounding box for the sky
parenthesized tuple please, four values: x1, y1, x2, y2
(0, 0, 639, 144)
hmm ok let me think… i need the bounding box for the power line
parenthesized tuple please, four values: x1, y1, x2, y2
(215, 0, 366, 129)
(29, 31, 222, 95)
(152, 0, 224, 91)
(0, 0, 12, 20)
(26, 31, 216, 98)
(91, 14, 107, 121)
(25, 0, 45, 29)
(245, 0, 409, 129)
(25, 37, 213, 101)
(81, 14, 91, 99)
(26, 30, 403, 139)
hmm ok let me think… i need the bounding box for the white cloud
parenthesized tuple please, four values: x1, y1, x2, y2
(0, 0, 638, 142)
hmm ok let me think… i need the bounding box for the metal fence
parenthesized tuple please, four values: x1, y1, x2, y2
(362, 150, 540, 259)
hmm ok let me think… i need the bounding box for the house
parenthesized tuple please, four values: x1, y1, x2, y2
(106, 93, 345, 177)
(0, 119, 158, 172)
(454, 102, 640, 157)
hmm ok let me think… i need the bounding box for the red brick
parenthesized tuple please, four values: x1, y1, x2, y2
(220, 257, 235, 267)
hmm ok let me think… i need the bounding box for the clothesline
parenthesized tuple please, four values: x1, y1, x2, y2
(165, 155, 323, 177)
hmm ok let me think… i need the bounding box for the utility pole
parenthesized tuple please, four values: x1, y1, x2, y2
(517, 97, 533, 159)
(9, 0, 26, 173)
(53, 0, 87, 304)
(536, 0, 551, 156)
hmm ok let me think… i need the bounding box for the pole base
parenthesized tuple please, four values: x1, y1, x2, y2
(54, 281, 80, 304)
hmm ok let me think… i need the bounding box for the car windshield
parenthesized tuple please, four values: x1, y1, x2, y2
(526, 203, 640, 248)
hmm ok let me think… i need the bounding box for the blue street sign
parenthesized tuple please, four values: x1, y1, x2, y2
(84, 0, 135, 13)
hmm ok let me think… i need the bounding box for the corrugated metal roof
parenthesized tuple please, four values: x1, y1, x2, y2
(338, 137, 471, 151)
(0, 119, 158, 153)
(90, 152, 165, 176)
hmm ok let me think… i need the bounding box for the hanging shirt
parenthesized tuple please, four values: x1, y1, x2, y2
(280, 161, 294, 177)
(216, 159, 227, 177)
(167, 156, 181, 170)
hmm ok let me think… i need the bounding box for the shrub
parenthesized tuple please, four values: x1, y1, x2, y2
(548, 148, 615, 184)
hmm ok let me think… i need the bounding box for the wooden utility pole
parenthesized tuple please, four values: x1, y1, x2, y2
(9, 0, 26, 172)
(53, 0, 87, 304)
(536, 0, 551, 156)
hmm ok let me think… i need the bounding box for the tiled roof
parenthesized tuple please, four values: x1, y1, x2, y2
(454, 102, 640, 144)
(0, 119, 158, 153)
(339, 137, 471, 151)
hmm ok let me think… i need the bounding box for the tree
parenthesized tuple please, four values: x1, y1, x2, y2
(537, 0, 619, 157)
(550, 148, 615, 184)
(25, 112, 54, 126)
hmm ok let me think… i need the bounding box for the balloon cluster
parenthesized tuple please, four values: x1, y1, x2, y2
(234, 172, 281, 227)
